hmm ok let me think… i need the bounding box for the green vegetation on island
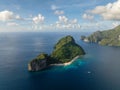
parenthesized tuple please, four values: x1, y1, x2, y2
(81, 25, 120, 46)
(51, 35, 85, 63)
(28, 35, 85, 71)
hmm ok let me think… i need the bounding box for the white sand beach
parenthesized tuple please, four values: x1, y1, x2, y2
(50, 55, 80, 66)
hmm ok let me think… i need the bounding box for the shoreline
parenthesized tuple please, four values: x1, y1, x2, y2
(50, 55, 80, 66)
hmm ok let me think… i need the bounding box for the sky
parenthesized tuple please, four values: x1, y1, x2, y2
(0, 0, 120, 32)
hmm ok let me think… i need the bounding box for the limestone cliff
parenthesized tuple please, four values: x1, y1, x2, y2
(28, 53, 48, 71)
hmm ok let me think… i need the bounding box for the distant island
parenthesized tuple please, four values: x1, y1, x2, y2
(28, 35, 85, 71)
(81, 25, 120, 46)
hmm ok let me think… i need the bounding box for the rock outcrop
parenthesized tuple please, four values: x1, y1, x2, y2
(28, 35, 85, 71)
(28, 53, 48, 71)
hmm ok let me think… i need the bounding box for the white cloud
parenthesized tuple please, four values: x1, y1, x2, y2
(54, 10, 64, 15)
(82, 13, 94, 20)
(7, 22, 19, 26)
(112, 22, 120, 27)
(0, 10, 22, 21)
(70, 19, 78, 24)
(58, 16, 68, 23)
(51, 5, 58, 10)
(55, 16, 80, 29)
(0, 10, 13, 21)
(88, 0, 120, 20)
(33, 14, 45, 24)
(55, 24, 81, 29)
(15, 15, 22, 20)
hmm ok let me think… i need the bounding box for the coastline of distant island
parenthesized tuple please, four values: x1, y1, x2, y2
(81, 25, 120, 47)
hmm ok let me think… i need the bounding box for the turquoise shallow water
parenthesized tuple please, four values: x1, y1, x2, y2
(0, 32, 120, 90)
(46, 58, 86, 72)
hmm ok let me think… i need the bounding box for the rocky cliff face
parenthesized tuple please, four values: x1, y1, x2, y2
(28, 53, 48, 71)
(28, 59, 46, 71)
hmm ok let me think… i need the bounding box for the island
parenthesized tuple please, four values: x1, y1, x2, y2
(28, 35, 85, 71)
(81, 25, 120, 46)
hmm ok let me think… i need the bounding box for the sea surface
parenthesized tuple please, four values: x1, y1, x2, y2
(0, 32, 120, 90)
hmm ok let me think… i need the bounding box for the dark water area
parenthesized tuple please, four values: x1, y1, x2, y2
(0, 32, 120, 90)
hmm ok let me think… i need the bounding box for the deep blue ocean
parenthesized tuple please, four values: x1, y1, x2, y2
(0, 32, 120, 90)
